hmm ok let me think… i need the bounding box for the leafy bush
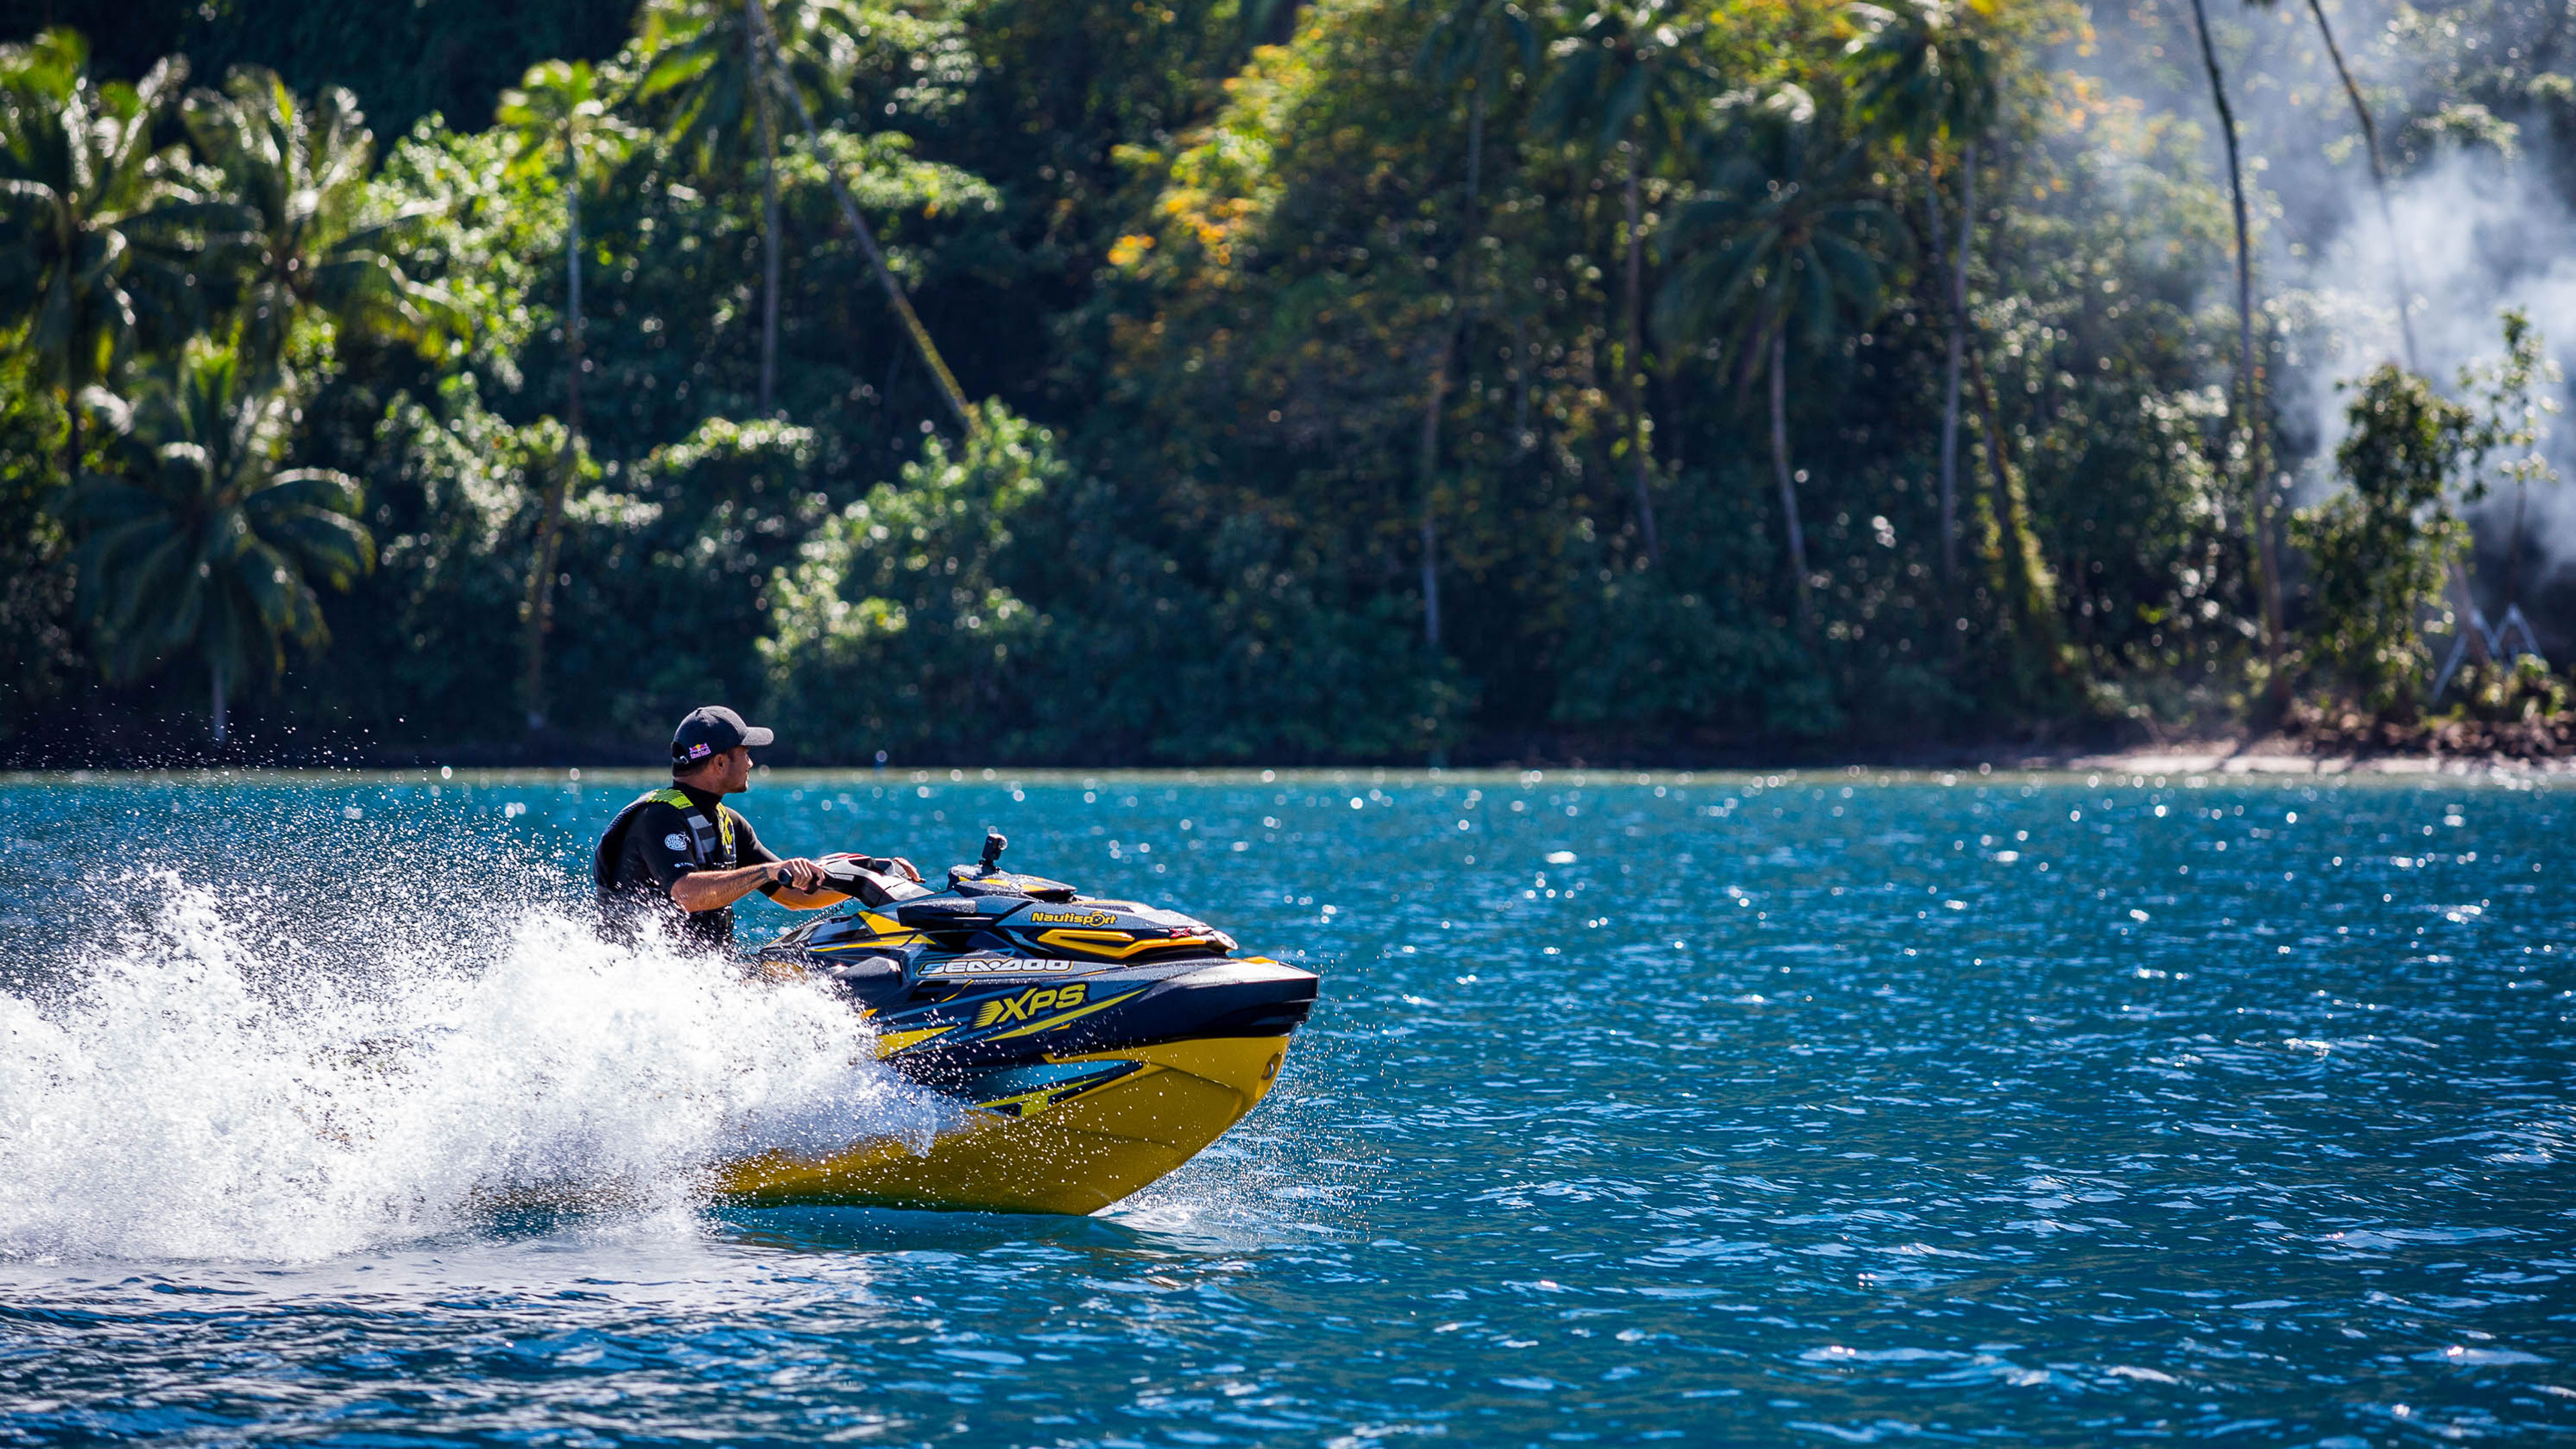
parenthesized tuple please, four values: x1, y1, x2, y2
(759, 400, 1057, 760)
(2291, 366, 2473, 718)
(762, 400, 1470, 763)
(2445, 656, 2568, 724)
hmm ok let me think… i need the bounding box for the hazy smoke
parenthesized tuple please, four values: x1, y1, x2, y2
(2290, 148, 2576, 584)
(2078, 0, 2576, 614)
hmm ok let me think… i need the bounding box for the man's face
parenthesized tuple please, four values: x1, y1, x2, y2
(714, 746, 755, 792)
(682, 745, 755, 794)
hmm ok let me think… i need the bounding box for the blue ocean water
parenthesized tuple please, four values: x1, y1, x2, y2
(0, 766, 2570, 1446)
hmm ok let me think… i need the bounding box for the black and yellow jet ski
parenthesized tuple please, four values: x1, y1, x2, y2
(716, 833, 1318, 1215)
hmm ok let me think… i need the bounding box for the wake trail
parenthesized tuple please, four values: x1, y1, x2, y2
(0, 861, 943, 1263)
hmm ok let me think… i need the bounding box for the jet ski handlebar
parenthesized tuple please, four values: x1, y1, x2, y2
(813, 853, 930, 906)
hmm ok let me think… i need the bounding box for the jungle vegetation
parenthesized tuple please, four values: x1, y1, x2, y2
(0, 0, 2567, 763)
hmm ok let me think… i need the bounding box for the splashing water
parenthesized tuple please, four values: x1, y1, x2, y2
(0, 874, 939, 1262)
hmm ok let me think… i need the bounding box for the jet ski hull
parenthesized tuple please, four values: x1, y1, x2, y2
(713, 1034, 1291, 1214)
(720, 850, 1316, 1215)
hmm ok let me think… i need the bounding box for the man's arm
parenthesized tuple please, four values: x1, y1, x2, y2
(629, 802, 833, 913)
(669, 859, 833, 912)
(719, 808, 845, 911)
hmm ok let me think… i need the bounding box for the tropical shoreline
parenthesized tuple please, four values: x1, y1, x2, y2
(6, 0, 2571, 776)
(9, 725, 2573, 781)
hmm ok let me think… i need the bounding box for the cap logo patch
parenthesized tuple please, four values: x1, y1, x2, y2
(688, 743, 712, 759)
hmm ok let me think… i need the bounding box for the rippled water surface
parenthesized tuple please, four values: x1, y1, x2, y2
(2, 767, 2571, 1446)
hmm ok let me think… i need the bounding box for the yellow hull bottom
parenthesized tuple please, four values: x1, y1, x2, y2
(712, 1034, 1292, 1215)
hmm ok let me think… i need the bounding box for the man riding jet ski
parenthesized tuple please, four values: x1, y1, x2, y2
(714, 830, 1319, 1216)
(593, 706, 918, 948)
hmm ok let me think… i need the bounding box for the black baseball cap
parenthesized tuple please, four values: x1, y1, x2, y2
(672, 705, 775, 766)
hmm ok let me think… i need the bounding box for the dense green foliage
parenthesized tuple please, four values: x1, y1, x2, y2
(2294, 364, 2474, 714)
(0, 0, 2567, 763)
(2292, 309, 2567, 716)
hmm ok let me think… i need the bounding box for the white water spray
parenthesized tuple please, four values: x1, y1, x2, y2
(0, 875, 942, 1263)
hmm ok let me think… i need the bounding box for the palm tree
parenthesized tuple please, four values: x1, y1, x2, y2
(2249, 0, 2415, 368)
(1656, 87, 1898, 635)
(1411, 0, 1535, 646)
(1962, 330, 2065, 676)
(1845, 0, 2001, 588)
(60, 342, 374, 741)
(639, 0, 860, 415)
(180, 66, 460, 377)
(741, 0, 977, 437)
(499, 58, 639, 731)
(1535, 0, 1706, 564)
(2182, 0, 2286, 698)
(1845, 7, 2063, 672)
(0, 30, 186, 491)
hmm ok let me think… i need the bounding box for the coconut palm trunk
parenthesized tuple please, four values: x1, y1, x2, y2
(1923, 176, 1949, 567)
(52, 208, 87, 488)
(522, 174, 584, 731)
(1932, 145, 1976, 590)
(1770, 331, 1813, 635)
(757, 60, 782, 415)
(59, 253, 100, 490)
(1623, 143, 1660, 564)
(747, 0, 976, 436)
(1418, 341, 1448, 648)
(1963, 333, 2068, 698)
(2186, 0, 2284, 697)
(1417, 87, 1486, 649)
(1967, 347, 2051, 615)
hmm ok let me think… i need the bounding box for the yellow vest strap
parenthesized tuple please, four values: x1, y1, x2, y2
(636, 788, 735, 868)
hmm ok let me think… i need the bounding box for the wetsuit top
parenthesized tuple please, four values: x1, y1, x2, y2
(594, 784, 782, 948)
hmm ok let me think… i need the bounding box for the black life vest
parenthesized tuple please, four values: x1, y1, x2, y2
(593, 786, 740, 905)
